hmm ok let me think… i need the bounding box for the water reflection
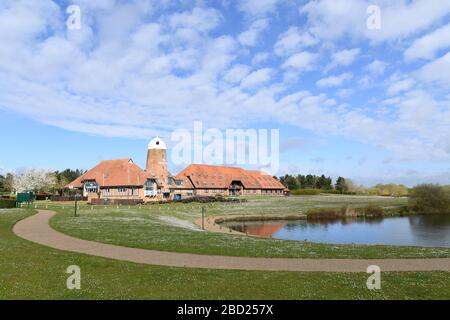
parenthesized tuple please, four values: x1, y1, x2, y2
(223, 215, 450, 247)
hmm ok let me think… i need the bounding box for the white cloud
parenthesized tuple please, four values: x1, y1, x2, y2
(237, 0, 281, 17)
(326, 48, 360, 70)
(1, 0, 450, 175)
(169, 7, 222, 33)
(419, 52, 450, 85)
(223, 64, 251, 83)
(238, 19, 269, 46)
(300, 0, 450, 43)
(337, 89, 355, 98)
(405, 23, 450, 61)
(240, 68, 273, 88)
(365, 60, 388, 76)
(316, 73, 353, 88)
(251, 52, 269, 65)
(387, 79, 415, 96)
(282, 52, 317, 71)
(274, 27, 318, 56)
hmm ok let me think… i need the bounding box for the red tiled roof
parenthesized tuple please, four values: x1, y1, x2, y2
(66, 159, 150, 188)
(171, 174, 194, 189)
(175, 164, 285, 190)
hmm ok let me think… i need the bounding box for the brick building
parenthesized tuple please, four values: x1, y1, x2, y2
(66, 137, 287, 203)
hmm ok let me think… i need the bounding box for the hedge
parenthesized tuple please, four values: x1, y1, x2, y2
(291, 189, 321, 195)
(0, 199, 16, 209)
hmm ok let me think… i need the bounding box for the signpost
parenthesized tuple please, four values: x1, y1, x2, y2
(201, 207, 205, 230)
(74, 194, 79, 217)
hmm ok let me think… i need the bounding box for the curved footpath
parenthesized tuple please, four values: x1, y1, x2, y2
(13, 210, 450, 272)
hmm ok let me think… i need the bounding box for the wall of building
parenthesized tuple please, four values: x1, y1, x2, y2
(146, 148, 169, 189)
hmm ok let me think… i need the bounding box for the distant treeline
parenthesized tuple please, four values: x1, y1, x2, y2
(278, 174, 410, 197)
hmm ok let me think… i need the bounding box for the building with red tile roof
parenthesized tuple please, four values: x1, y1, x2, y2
(66, 137, 288, 203)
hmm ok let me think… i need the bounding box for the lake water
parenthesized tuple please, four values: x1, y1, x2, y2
(224, 215, 450, 247)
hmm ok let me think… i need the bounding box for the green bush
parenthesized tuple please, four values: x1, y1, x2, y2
(291, 189, 320, 196)
(0, 199, 16, 209)
(409, 184, 450, 214)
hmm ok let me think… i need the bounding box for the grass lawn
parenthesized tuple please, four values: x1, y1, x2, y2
(48, 195, 450, 259)
(1, 209, 449, 299)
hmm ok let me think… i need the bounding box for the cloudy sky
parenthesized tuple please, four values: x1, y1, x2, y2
(0, 0, 449, 186)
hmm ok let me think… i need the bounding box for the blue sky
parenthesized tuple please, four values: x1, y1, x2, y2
(0, 0, 450, 186)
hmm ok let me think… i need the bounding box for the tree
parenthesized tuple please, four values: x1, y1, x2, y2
(304, 175, 315, 189)
(316, 175, 332, 189)
(297, 175, 306, 189)
(279, 174, 298, 190)
(0, 173, 13, 193)
(53, 169, 84, 190)
(12, 168, 56, 193)
(335, 177, 349, 193)
(409, 184, 449, 214)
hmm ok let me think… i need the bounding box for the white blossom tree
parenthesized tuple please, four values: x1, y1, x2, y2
(12, 168, 56, 193)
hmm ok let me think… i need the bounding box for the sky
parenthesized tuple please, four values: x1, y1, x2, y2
(0, 0, 449, 186)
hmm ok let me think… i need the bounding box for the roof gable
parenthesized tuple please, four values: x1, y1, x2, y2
(66, 159, 149, 188)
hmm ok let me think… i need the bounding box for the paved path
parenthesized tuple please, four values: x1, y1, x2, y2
(13, 210, 450, 272)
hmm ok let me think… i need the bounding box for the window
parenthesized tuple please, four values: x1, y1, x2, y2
(118, 187, 127, 193)
(145, 180, 155, 190)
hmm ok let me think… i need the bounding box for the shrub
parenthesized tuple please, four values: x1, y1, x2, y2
(291, 189, 320, 196)
(363, 205, 384, 217)
(321, 189, 358, 195)
(306, 208, 345, 220)
(409, 184, 450, 214)
(0, 199, 16, 209)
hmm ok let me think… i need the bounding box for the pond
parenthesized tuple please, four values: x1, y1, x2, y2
(223, 214, 450, 247)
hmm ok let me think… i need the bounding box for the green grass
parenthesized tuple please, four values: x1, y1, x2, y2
(47, 195, 450, 259)
(1, 209, 449, 299)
